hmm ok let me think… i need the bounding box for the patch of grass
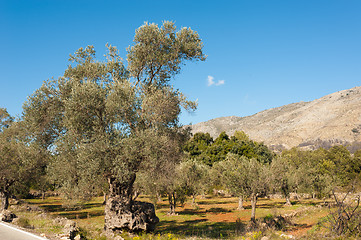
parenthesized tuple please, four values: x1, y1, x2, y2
(16, 217, 32, 228)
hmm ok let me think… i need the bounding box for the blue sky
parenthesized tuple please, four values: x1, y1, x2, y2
(1, 0, 361, 125)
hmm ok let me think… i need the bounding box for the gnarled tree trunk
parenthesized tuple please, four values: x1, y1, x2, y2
(284, 195, 292, 206)
(168, 191, 177, 215)
(102, 191, 107, 205)
(104, 175, 159, 234)
(250, 193, 257, 222)
(238, 195, 244, 210)
(192, 194, 196, 206)
(0, 192, 9, 211)
(0, 184, 10, 211)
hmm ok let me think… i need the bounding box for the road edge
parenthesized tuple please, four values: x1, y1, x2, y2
(0, 221, 48, 240)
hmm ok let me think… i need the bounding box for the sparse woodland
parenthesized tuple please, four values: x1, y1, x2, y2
(1, 22, 361, 240)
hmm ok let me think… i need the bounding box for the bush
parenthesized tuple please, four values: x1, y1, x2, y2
(15, 217, 32, 229)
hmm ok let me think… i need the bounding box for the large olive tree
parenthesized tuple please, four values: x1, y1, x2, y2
(23, 21, 205, 232)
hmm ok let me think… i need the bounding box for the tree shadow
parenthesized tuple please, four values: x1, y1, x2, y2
(58, 209, 104, 219)
(26, 201, 105, 220)
(206, 207, 231, 213)
(36, 204, 65, 212)
(30, 201, 104, 213)
(258, 202, 285, 209)
(177, 208, 207, 218)
(156, 220, 236, 239)
(197, 199, 236, 205)
(154, 202, 169, 209)
(286, 223, 313, 232)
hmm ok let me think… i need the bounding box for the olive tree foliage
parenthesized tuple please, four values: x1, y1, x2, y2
(23, 21, 205, 211)
(0, 108, 13, 132)
(213, 154, 249, 210)
(0, 108, 15, 210)
(184, 131, 274, 166)
(0, 109, 38, 210)
(214, 153, 269, 220)
(133, 129, 190, 215)
(280, 147, 345, 199)
(325, 145, 361, 187)
(243, 158, 269, 221)
(128, 21, 206, 89)
(176, 159, 210, 206)
(270, 156, 297, 206)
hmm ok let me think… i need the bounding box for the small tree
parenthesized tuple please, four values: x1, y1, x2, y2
(215, 153, 269, 220)
(177, 159, 210, 206)
(320, 189, 361, 237)
(134, 130, 189, 215)
(246, 158, 269, 221)
(281, 147, 333, 199)
(270, 156, 296, 206)
(326, 145, 359, 187)
(213, 154, 249, 210)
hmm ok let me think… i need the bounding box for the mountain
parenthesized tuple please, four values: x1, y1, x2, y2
(189, 86, 361, 151)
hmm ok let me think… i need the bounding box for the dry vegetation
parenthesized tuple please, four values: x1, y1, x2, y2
(8, 194, 335, 239)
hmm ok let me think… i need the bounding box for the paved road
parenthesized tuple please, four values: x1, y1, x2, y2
(0, 221, 47, 240)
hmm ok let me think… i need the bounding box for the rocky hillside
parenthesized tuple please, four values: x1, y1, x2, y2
(190, 86, 361, 150)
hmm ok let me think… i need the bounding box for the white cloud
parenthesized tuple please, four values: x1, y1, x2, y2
(207, 75, 215, 86)
(215, 80, 225, 86)
(207, 75, 225, 87)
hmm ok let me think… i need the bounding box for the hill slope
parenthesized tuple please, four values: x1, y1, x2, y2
(190, 86, 361, 150)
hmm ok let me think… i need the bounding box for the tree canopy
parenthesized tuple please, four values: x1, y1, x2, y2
(184, 131, 274, 166)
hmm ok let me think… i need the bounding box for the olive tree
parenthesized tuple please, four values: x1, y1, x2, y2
(133, 128, 190, 215)
(23, 21, 205, 232)
(0, 110, 38, 210)
(245, 158, 269, 221)
(215, 153, 269, 220)
(270, 156, 297, 206)
(177, 159, 210, 206)
(0, 108, 15, 210)
(213, 154, 249, 210)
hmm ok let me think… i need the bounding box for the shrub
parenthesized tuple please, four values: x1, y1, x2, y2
(319, 191, 361, 237)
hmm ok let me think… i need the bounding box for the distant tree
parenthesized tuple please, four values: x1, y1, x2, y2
(213, 154, 249, 210)
(270, 156, 296, 205)
(233, 130, 250, 142)
(183, 132, 213, 157)
(22, 77, 64, 199)
(177, 159, 210, 205)
(282, 147, 333, 199)
(243, 158, 269, 221)
(184, 131, 274, 166)
(253, 142, 274, 164)
(353, 150, 361, 183)
(214, 131, 230, 144)
(215, 153, 269, 220)
(229, 139, 257, 160)
(326, 145, 360, 186)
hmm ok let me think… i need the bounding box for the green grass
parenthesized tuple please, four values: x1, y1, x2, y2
(9, 195, 331, 239)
